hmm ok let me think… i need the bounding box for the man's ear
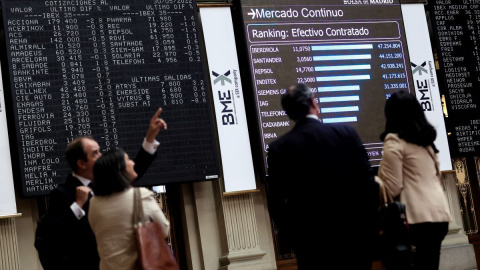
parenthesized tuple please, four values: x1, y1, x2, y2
(310, 96, 320, 114)
(311, 96, 318, 108)
(77, 159, 87, 170)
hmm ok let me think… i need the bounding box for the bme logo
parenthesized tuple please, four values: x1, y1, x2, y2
(212, 70, 236, 125)
(411, 61, 432, 111)
(212, 70, 232, 85)
(411, 61, 427, 75)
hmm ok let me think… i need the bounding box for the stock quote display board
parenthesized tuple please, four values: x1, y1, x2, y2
(238, 0, 412, 168)
(2, 0, 219, 197)
(428, 2, 480, 157)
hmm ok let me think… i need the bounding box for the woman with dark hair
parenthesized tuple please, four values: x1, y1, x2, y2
(88, 148, 169, 270)
(378, 90, 451, 270)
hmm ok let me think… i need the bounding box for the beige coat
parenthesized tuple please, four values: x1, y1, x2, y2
(88, 187, 170, 270)
(378, 133, 451, 224)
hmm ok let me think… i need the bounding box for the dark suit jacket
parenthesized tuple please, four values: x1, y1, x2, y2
(267, 117, 379, 269)
(35, 147, 156, 270)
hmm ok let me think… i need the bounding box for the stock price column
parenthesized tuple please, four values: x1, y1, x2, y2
(428, 2, 480, 156)
(239, 0, 412, 168)
(2, 0, 218, 196)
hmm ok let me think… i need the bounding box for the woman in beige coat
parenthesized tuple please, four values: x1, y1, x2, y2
(378, 91, 451, 270)
(88, 148, 170, 270)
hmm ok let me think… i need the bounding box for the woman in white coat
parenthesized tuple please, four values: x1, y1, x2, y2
(88, 148, 170, 270)
(378, 91, 451, 270)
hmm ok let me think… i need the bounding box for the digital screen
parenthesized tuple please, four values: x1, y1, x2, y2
(428, 2, 480, 157)
(237, 0, 413, 169)
(1, 0, 219, 197)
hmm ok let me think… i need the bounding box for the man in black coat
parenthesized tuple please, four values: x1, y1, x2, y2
(35, 108, 167, 270)
(266, 84, 379, 269)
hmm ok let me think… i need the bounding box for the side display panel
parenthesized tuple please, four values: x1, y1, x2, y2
(427, 3, 480, 157)
(237, 0, 413, 170)
(428, 3, 480, 232)
(402, 4, 452, 171)
(200, 7, 257, 193)
(1, 0, 219, 197)
(0, 63, 17, 215)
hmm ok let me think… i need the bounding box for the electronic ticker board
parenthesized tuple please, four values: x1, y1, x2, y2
(1, 0, 219, 196)
(428, 2, 480, 157)
(237, 0, 413, 169)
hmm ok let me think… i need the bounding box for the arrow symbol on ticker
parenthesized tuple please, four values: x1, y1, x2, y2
(247, 9, 255, 19)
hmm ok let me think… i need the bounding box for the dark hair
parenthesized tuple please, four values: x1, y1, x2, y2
(380, 90, 438, 152)
(65, 136, 89, 172)
(281, 83, 313, 121)
(92, 148, 131, 196)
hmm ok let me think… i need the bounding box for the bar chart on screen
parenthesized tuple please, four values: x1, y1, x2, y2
(239, 0, 413, 167)
(250, 40, 409, 152)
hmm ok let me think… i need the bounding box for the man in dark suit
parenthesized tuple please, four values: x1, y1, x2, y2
(35, 108, 167, 270)
(266, 84, 379, 269)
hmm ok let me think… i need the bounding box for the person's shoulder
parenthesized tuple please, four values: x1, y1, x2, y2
(49, 182, 69, 197)
(48, 174, 78, 198)
(268, 136, 282, 148)
(60, 174, 78, 187)
(384, 133, 402, 143)
(137, 187, 155, 198)
(383, 133, 406, 149)
(268, 127, 293, 146)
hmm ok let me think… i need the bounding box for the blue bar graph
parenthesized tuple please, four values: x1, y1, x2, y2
(321, 106, 359, 113)
(323, 117, 358, 123)
(311, 44, 373, 51)
(311, 44, 373, 126)
(315, 64, 371, 71)
(249, 39, 411, 167)
(313, 54, 371, 61)
(316, 75, 371, 82)
(319, 95, 359, 103)
(317, 85, 360, 92)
